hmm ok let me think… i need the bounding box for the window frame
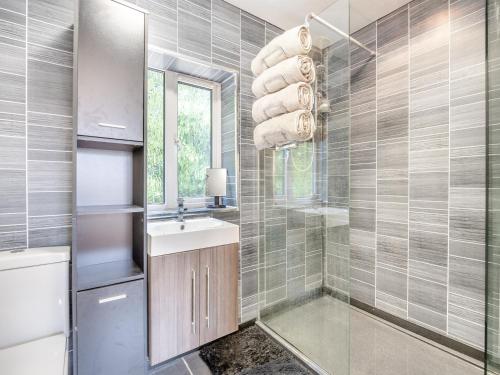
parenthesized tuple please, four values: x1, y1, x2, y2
(148, 70, 222, 211)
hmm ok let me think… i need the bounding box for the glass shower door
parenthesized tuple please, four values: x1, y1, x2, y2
(487, 0, 500, 372)
(257, 1, 351, 374)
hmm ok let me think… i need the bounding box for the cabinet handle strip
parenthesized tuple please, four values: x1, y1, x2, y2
(98, 294, 127, 304)
(206, 265, 210, 328)
(98, 122, 127, 129)
(191, 269, 196, 334)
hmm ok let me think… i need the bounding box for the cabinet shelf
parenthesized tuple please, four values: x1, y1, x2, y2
(77, 135, 144, 151)
(77, 259, 144, 291)
(77, 204, 144, 216)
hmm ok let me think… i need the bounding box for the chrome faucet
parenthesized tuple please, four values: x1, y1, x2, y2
(176, 197, 187, 222)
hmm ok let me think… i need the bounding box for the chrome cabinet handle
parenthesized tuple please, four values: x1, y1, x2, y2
(98, 294, 127, 304)
(98, 122, 126, 129)
(205, 265, 210, 328)
(191, 269, 196, 334)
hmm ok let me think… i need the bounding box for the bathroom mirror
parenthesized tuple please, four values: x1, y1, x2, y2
(146, 47, 238, 212)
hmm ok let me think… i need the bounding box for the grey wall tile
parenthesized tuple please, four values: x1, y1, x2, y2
(28, 225, 71, 248)
(351, 278, 375, 305)
(28, 160, 71, 192)
(28, 191, 71, 216)
(27, 60, 72, 115)
(351, 110, 376, 144)
(377, 235, 408, 270)
(408, 302, 447, 332)
(0, 136, 25, 169)
(408, 276, 447, 315)
(240, 12, 265, 48)
(28, 18, 73, 52)
(377, 141, 408, 170)
(376, 267, 407, 301)
(0, 8, 26, 42)
(409, 0, 449, 38)
(242, 269, 258, 298)
(178, 10, 211, 60)
(0, 169, 26, 214)
(409, 171, 448, 201)
(178, 0, 210, 20)
(0, 42, 25, 76)
(28, 0, 74, 28)
(449, 256, 485, 302)
(450, 208, 485, 244)
(409, 229, 448, 267)
(0, 71, 25, 104)
(377, 5, 408, 49)
(448, 314, 484, 348)
(0, 231, 27, 251)
(350, 207, 376, 232)
(2, 0, 26, 14)
(377, 107, 409, 141)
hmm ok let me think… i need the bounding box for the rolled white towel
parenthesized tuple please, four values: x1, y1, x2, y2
(251, 25, 312, 76)
(252, 82, 314, 124)
(253, 110, 316, 151)
(251, 55, 316, 99)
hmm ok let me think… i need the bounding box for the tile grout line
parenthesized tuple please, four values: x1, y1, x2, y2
(375, 19, 378, 310)
(238, 8, 244, 322)
(446, 0, 451, 336)
(407, 2, 410, 321)
(182, 357, 194, 375)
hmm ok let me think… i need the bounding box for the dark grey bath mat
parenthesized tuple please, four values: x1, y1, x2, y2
(199, 325, 315, 375)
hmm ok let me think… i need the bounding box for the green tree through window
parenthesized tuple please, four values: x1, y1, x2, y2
(147, 70, 165, 205)
(177, 83, 212, 198)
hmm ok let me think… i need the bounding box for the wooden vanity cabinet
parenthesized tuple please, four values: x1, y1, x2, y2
(148, 243, 238, 365)
(199, 245, 239, 345)
(148, 251, 199, 363)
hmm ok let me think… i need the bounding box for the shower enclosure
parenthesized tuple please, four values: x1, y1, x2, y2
(257, 0, 498, 374)
(256, 1, 352, 374)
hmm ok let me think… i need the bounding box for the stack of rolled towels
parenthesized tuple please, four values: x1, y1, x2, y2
(251, 25, 316, 151)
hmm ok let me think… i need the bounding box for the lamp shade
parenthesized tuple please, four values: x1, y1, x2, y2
(206, 168, 227, 197)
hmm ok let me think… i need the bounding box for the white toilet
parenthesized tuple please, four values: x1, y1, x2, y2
(0, 246, 70, 375)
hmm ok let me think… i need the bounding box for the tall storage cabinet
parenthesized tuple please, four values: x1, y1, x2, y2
(72, 1, 148, 374)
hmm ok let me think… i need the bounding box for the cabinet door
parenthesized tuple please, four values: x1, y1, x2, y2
(77, 0, 144, 141)
(76, 280, 145, 375)
(199, 243, 239, 345)
(148, 251, 200, 365)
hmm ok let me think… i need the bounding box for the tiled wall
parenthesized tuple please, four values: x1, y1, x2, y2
(258, 45, 328, 311)
(324, 39, 351, 296)
(0, 0, 73, 252)
(348, 0, 486, 349)
(0, 0, 282, 324)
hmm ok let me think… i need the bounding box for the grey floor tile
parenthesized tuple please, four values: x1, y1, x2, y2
(151, 358, 190, 375)
(184, 352, 211, 375)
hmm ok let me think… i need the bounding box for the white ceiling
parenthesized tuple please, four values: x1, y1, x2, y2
(226, 0, 411, 34)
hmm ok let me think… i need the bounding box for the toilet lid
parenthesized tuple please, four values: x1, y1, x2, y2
(0, 334, 67, 375)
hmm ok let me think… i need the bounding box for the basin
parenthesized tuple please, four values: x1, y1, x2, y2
(147, 217, 239, 256)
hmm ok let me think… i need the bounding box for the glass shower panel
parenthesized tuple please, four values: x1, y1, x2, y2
(488, 0, 500, 372)
(257, 1, 351, 374)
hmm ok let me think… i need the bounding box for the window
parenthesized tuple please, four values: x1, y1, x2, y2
(147, 70, 221, 209)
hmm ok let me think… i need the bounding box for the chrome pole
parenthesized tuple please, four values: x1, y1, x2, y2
(305, 12, 376, 56)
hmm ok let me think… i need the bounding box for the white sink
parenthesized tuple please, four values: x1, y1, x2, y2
(147, 218, 239, 256)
